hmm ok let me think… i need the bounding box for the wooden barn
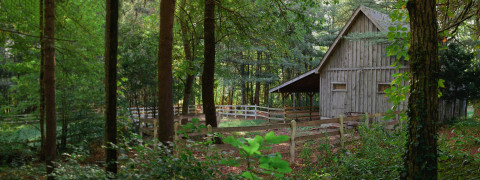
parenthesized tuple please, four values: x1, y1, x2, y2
(269, 6, 467, 122)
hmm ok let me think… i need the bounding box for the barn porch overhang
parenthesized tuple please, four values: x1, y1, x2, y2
(268, 69, 319, 93)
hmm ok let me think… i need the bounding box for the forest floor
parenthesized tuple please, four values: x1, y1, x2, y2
(1, 114, 479, 179)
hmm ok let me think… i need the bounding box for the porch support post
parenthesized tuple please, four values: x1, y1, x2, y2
(307, 92, 314, 121)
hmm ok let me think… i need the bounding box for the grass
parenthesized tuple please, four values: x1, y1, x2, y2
(467, 108, 474, 118)
(218, 119, 267, 127)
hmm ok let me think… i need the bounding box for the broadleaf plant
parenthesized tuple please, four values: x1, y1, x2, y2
(221, 131, 292, 179)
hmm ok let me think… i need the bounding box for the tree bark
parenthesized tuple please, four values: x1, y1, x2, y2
(221, 85, 226, 105)
(105, 0, 119, 174)
(39, 0, 46, 161)
(404, 0, 439, 179)
(240, 61, 246, 105)
(254, 51, 260, 106)
(264, 54, 270, 106)
(158, 0, 176, 143)
(180, 1, 195, 121)
(474, 14, 480, 117)
(61, 86, 67, 150)
(228, 86, 233, 105)
(202, 0, 218, 129)
(44, 0, 56, 177)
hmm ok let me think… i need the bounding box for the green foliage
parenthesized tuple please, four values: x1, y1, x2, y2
(53, 151, 113, 180)
(0, 124, 38, 167)
(221, 131, 292, 179)
(437, 118, 480, 178)
(439, 43, 480, 101)
(116, 134, 224, 180)
(383, 0, 410, 122)
(296, 122, 406, 179)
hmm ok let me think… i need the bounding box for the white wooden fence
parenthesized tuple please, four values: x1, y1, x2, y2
(129, 105, 201, 119)
(130, 104, 321, 124)
(215, 105, 286, 122)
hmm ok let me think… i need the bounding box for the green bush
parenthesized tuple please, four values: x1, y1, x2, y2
(297, 122, 405, 179)
(0, 124, 36, 167)
(116, 133, 225, 179)
(221, 131, 292, 179)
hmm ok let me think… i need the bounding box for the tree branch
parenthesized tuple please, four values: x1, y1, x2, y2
(0, 29, 76, 42)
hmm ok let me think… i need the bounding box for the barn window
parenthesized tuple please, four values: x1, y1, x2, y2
(378, 83, 391, 93)
(332, 82, 347, 91)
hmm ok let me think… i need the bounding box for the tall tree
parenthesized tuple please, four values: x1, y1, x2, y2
(105, 0, 119, 174)
(44, 0, 56, 177)
(157, 0, 176, 143)
(404, 0, 439, 178)
(39, 0, 46, 161)
(202, 0, 218, 128)
(179, 0, 195, 123)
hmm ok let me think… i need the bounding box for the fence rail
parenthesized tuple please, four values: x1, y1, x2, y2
(131, 104, 322, 123)
(140, 111, 403, 163)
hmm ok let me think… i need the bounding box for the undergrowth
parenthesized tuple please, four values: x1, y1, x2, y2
(296, 117, 480, 179)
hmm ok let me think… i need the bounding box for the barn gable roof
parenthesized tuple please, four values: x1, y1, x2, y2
(314, 5, 394, 73)
(268, 69, 319, 93)
(269, 6, 396, 93)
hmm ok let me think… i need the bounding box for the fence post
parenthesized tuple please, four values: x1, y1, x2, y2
(235, 105, 237, 118)
(174, 122, 179, 141)
(364, 112, 369, 129)
(244, 106, 247, 119)
(139, 119, 143, 137)
(290, 120, 297, 164)
(339, 115, 345, 149)
(207, 124, 213, 143)
(254, 105, 257, 120)
(267, 107, 271, 123)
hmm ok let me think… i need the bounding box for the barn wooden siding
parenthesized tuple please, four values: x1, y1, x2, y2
(317, 11, 465, 122)
(318, 13, 405, 117)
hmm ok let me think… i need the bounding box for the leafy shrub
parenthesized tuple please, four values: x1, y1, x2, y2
(0, 124, 36, 167)
(53, 152, 113, 180)
(438, 118, 480, 178)
(221, 131, 292, 179)
(116, 133, 224, 179)
(297, 122, 405, 179)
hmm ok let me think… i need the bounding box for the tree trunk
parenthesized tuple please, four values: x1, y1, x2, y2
(44, 0, 56, 177)
(228, 87, 233, 105)
(153, 89, 157, 118)
(254, 51, 260, 105)
(39, 0, 46, 161)
(60, 86, 67, 150)
(221, 85, 225, 105)
(157, 0, 176, 143)
(179, 0, 194, 123)
(240, 62, 246, 105)
(264, 83, 269, 106)
(105, 0, 119, 174)
(264, 54, 270, 106)
(474, 14, 480, 118)
(202, 0, 218, 129)
(404, 0, 439, 179)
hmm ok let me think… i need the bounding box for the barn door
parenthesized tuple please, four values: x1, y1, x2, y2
(331, 82, 347, 117)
